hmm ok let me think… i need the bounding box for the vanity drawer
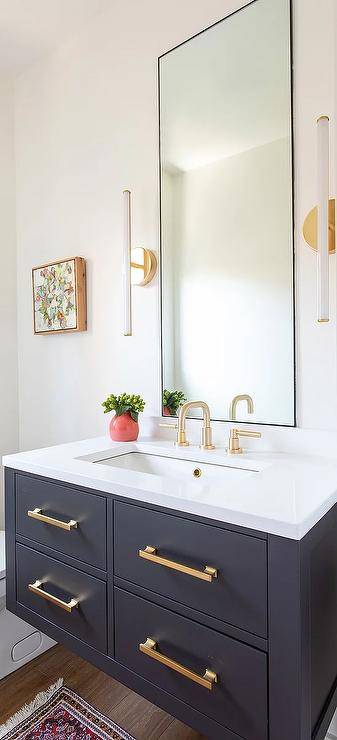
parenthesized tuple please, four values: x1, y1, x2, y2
(16, 544, 107, 653)
(114, 503, 267, 637)
(16, 475, 106, 570)
(115, 588, 267, 740)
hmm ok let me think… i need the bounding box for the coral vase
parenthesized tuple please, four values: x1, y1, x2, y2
(163, 406, 174, 417)
(109, 412, 139, 442)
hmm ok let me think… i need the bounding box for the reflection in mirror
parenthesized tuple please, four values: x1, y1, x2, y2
(160, 0, 294, 426)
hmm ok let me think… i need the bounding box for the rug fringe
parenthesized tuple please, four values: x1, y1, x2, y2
(0, 677, 63, 739)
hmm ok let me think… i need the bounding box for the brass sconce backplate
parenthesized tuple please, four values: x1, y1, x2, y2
(131, 247, 157, 286)
(303, 198, 335, 253)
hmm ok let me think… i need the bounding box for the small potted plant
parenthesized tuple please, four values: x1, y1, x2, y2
(102, 393, 145, 442)
(162, 389, 187, 417)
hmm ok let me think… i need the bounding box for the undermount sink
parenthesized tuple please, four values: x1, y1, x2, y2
(94, 451, 256, 483)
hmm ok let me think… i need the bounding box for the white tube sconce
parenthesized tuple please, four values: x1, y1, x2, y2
(123, 189, 132, 336)
(317, 116, 330, 322)
(122, 189, 157, 337)
(302, 116, 336, 323)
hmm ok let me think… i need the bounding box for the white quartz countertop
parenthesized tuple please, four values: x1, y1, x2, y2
(3, 435, 337, 540)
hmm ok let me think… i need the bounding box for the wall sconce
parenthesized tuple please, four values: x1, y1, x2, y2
(303, 116, 335, 323)
(122, 189, 157, 336)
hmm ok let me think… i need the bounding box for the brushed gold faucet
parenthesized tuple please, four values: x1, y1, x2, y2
(229, 394, 254, 420)
(177, 401, 214, 449)
(161, 401, 215, 449)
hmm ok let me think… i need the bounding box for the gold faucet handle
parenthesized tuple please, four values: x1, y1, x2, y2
(236, 429, 261, 439)
(228, 428, 261, 454)
(159, 422, 189, 447)
(159, 422, 180, 445)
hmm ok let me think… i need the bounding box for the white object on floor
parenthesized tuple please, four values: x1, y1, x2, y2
(0, 531, 55, 681)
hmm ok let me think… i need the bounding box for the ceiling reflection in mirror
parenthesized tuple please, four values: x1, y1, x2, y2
(159, 0, 294, 426)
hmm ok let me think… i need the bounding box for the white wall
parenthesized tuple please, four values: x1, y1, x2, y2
(11, 0, 337, 456)
(0, 78, 18, 526)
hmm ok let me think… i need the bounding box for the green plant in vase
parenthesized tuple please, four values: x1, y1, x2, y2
(162, 389, 187, 417)
(102, 393, 145, 442)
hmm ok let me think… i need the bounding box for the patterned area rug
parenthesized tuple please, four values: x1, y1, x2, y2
(0, 680, 135, 740)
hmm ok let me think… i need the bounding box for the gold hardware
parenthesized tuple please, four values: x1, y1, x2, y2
(131, 247, 157, 286)
(27, 508, 78, 531)
(193, 468, 202, 478)
(138, 546, 217, 581)
(159, 422, 178, 430)
(229, 394, 254, 421)
(139, 638, 217, 690)
(177, 401, 215, 449)
(228, 428, 261, 455)
(28, 580, 79, 613)
(303, 198, 335, 253)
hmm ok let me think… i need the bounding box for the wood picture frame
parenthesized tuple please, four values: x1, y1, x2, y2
(32, 257, 87, 335)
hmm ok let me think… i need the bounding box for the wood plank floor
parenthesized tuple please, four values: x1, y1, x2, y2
(0, 645, 205, 739)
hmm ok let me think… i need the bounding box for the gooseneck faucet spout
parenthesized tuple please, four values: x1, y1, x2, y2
(177, 401, 215, 450)
(229, 394, 254, 421)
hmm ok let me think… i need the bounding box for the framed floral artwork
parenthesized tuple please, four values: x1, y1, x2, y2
(32, 257, 87, 334)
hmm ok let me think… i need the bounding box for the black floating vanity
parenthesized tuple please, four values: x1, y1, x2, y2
(5, 467, 337, 740)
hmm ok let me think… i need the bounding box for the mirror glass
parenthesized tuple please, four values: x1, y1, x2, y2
(160, 0, 294, 426)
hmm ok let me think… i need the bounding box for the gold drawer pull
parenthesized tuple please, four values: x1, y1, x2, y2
(27, 508, 78, 531)
(138, 546, 217, 582)
(139, 637, 217, 690)
(28, 580, 79, 613)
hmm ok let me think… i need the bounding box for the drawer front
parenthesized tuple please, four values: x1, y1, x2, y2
(114, 503, 267, 637)
(16, 475, 106, 570)
(115, 588, 267, 740)
(16, 544, 107, 653)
